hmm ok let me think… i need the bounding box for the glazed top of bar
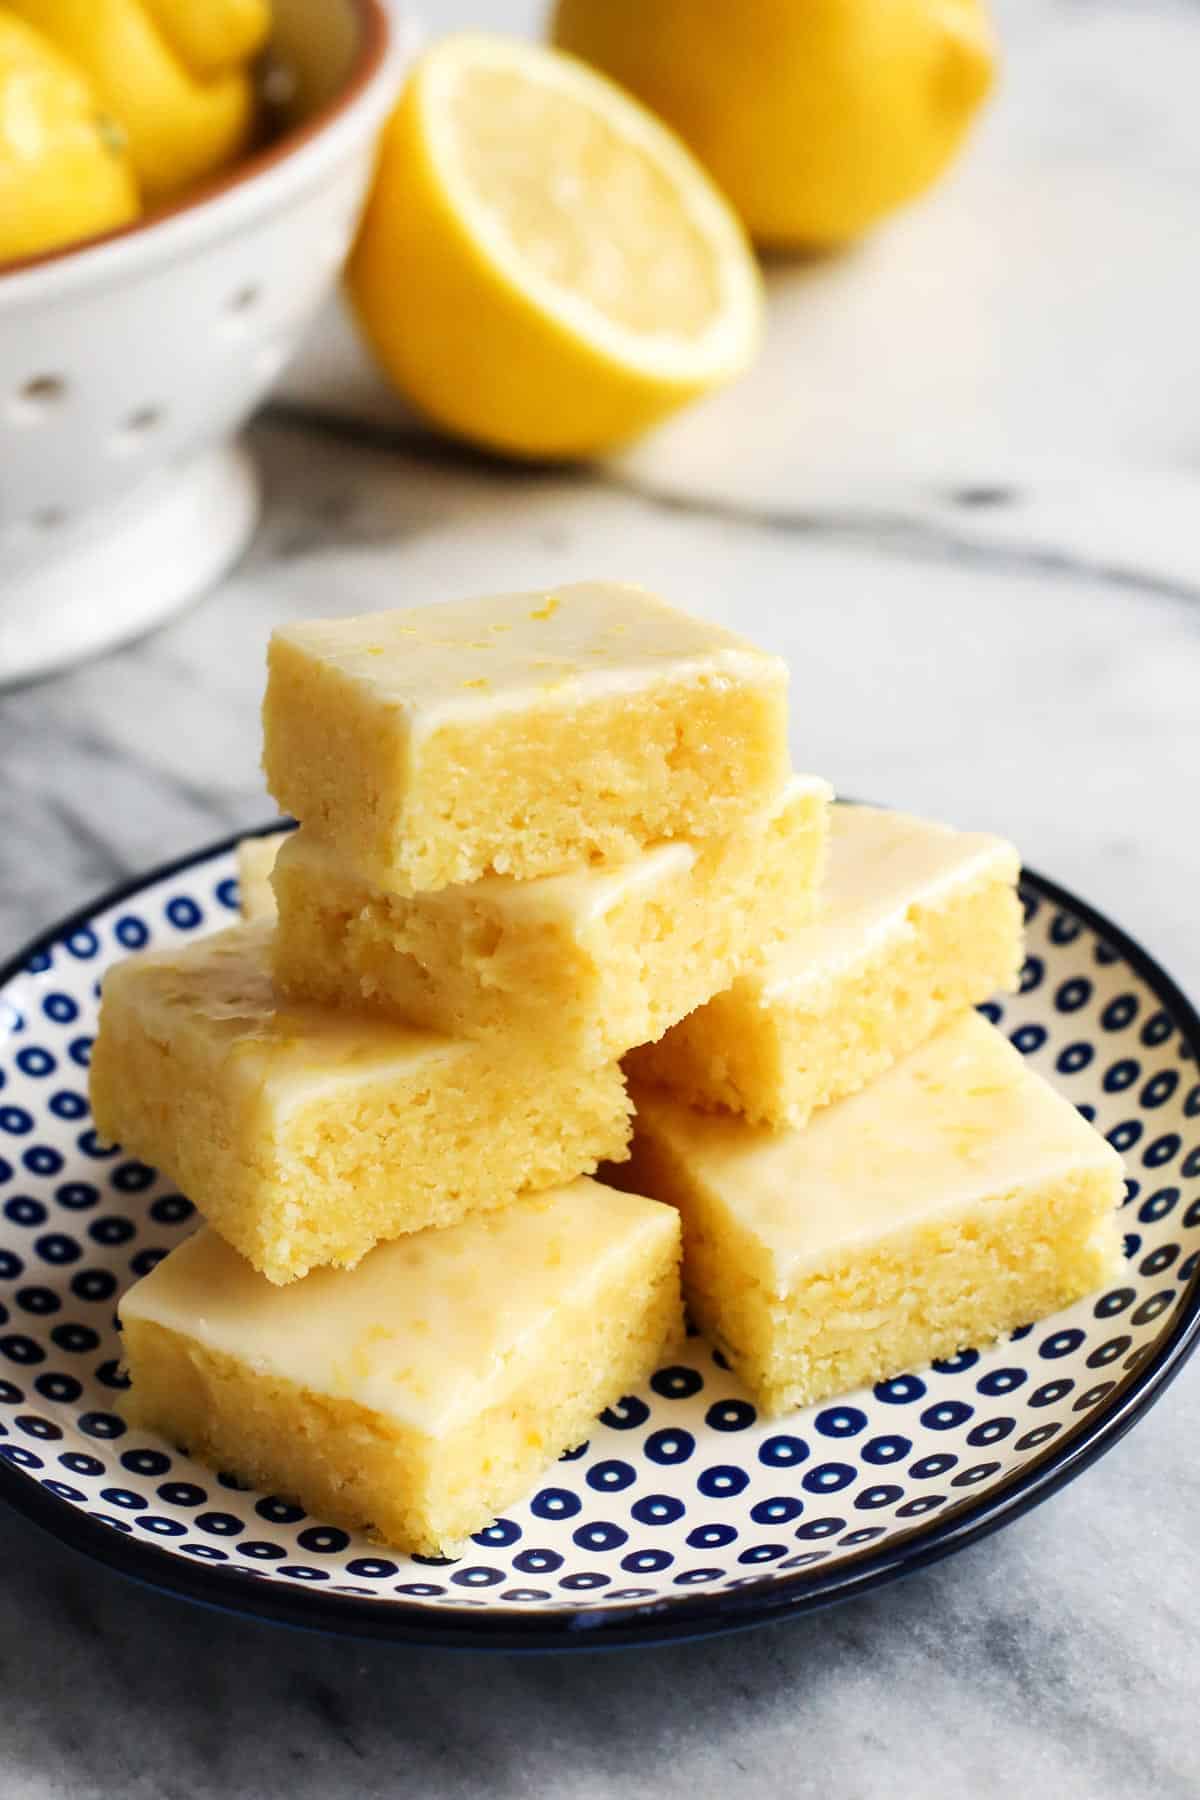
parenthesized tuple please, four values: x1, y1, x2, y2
(268, 581, 788, 729)
(756, 804, 1020, 995)
(119, 1182, 677, 1432)
(101, 922, 465, 1089)
(632, 1014, 1122, 1280)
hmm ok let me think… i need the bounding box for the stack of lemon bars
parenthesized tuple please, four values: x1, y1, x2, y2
(94, 583, 1126, 1555)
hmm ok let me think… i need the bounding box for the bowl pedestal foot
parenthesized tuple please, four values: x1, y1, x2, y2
(0, 440, 260, 689)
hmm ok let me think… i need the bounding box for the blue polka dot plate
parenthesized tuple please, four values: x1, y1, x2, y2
(1, 829, 1198, 1650)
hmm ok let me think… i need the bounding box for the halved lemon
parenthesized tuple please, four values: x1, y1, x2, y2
(346, 34, 763, 459)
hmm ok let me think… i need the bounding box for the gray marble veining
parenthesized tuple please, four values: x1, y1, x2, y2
(2, 0, 1199, 1794)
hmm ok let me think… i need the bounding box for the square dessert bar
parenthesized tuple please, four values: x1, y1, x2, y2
(269, 776, 831, 1065)
(262, 582, 791, 892)
(624, 1013, 1125, 1415)
(119, 1180, 683, 1554)
(628, 802, 1024, 1128)
(89, 923, 631, 1284)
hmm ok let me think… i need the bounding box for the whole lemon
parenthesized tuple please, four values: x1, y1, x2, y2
(551, 0, 997, 246)
(0, 11, 138, 263)
(7, 0, 257, 205)
(139, 0, 271, 82)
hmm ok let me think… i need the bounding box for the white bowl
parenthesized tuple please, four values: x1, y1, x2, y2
(0, 0, 411, 688)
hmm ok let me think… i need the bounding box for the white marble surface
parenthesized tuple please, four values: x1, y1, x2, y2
(2, 0, 1199, 1794)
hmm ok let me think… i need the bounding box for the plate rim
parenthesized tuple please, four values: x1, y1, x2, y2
(0, 824, 1197, 1653)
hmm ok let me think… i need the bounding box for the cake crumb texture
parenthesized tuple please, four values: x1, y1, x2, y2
(623, 1014, 1125, 1413)
(236, 830, 289, 922)
(119, 1184, 683, 1553)
(89, 924, 631, 1284)
(629, 803, 1023, 1126)
(270, 775, 830, 1062)
(262, 582, 791, 892)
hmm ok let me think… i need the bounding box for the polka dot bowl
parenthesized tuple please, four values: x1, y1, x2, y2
(1, 830, 1197, 1650)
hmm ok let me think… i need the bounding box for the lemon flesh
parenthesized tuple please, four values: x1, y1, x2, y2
(0, 11, 138, 262)
(552, 0, 997, 246)
(346, 34, 762, 459)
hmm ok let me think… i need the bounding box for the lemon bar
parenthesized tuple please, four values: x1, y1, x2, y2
(269, 776, 831, 1065)
(89, 923, 631, 1284)
(262, 582, 791, 892)
(628, 803, 1023, 1128)
(236, 830, 289, 922)
(624, 1014, 1125, 1415)
(119, 1180, 683, 1554)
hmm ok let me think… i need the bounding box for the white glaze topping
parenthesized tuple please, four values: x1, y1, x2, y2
(103, 922, 464, 1094)
(119, 1180, 678, 1433)
(756, 804, 1020, 999)
(270, 581, 788, 732)
(632, 1014, 1123, 1285)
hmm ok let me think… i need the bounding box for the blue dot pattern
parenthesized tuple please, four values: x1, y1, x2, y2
(0, 857, 1196, 1621)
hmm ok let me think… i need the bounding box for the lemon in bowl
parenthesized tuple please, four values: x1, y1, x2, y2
(346, 35, 763, 460)
(0, 0, 408, 689)
(0, 12, 138, 263)
(4, 0, 270, 207)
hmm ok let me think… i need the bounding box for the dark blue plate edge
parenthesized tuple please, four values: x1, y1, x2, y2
(0, 828, 1196, 1654)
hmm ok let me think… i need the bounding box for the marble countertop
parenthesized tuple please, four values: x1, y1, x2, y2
(2, 0, 1198, 1794)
